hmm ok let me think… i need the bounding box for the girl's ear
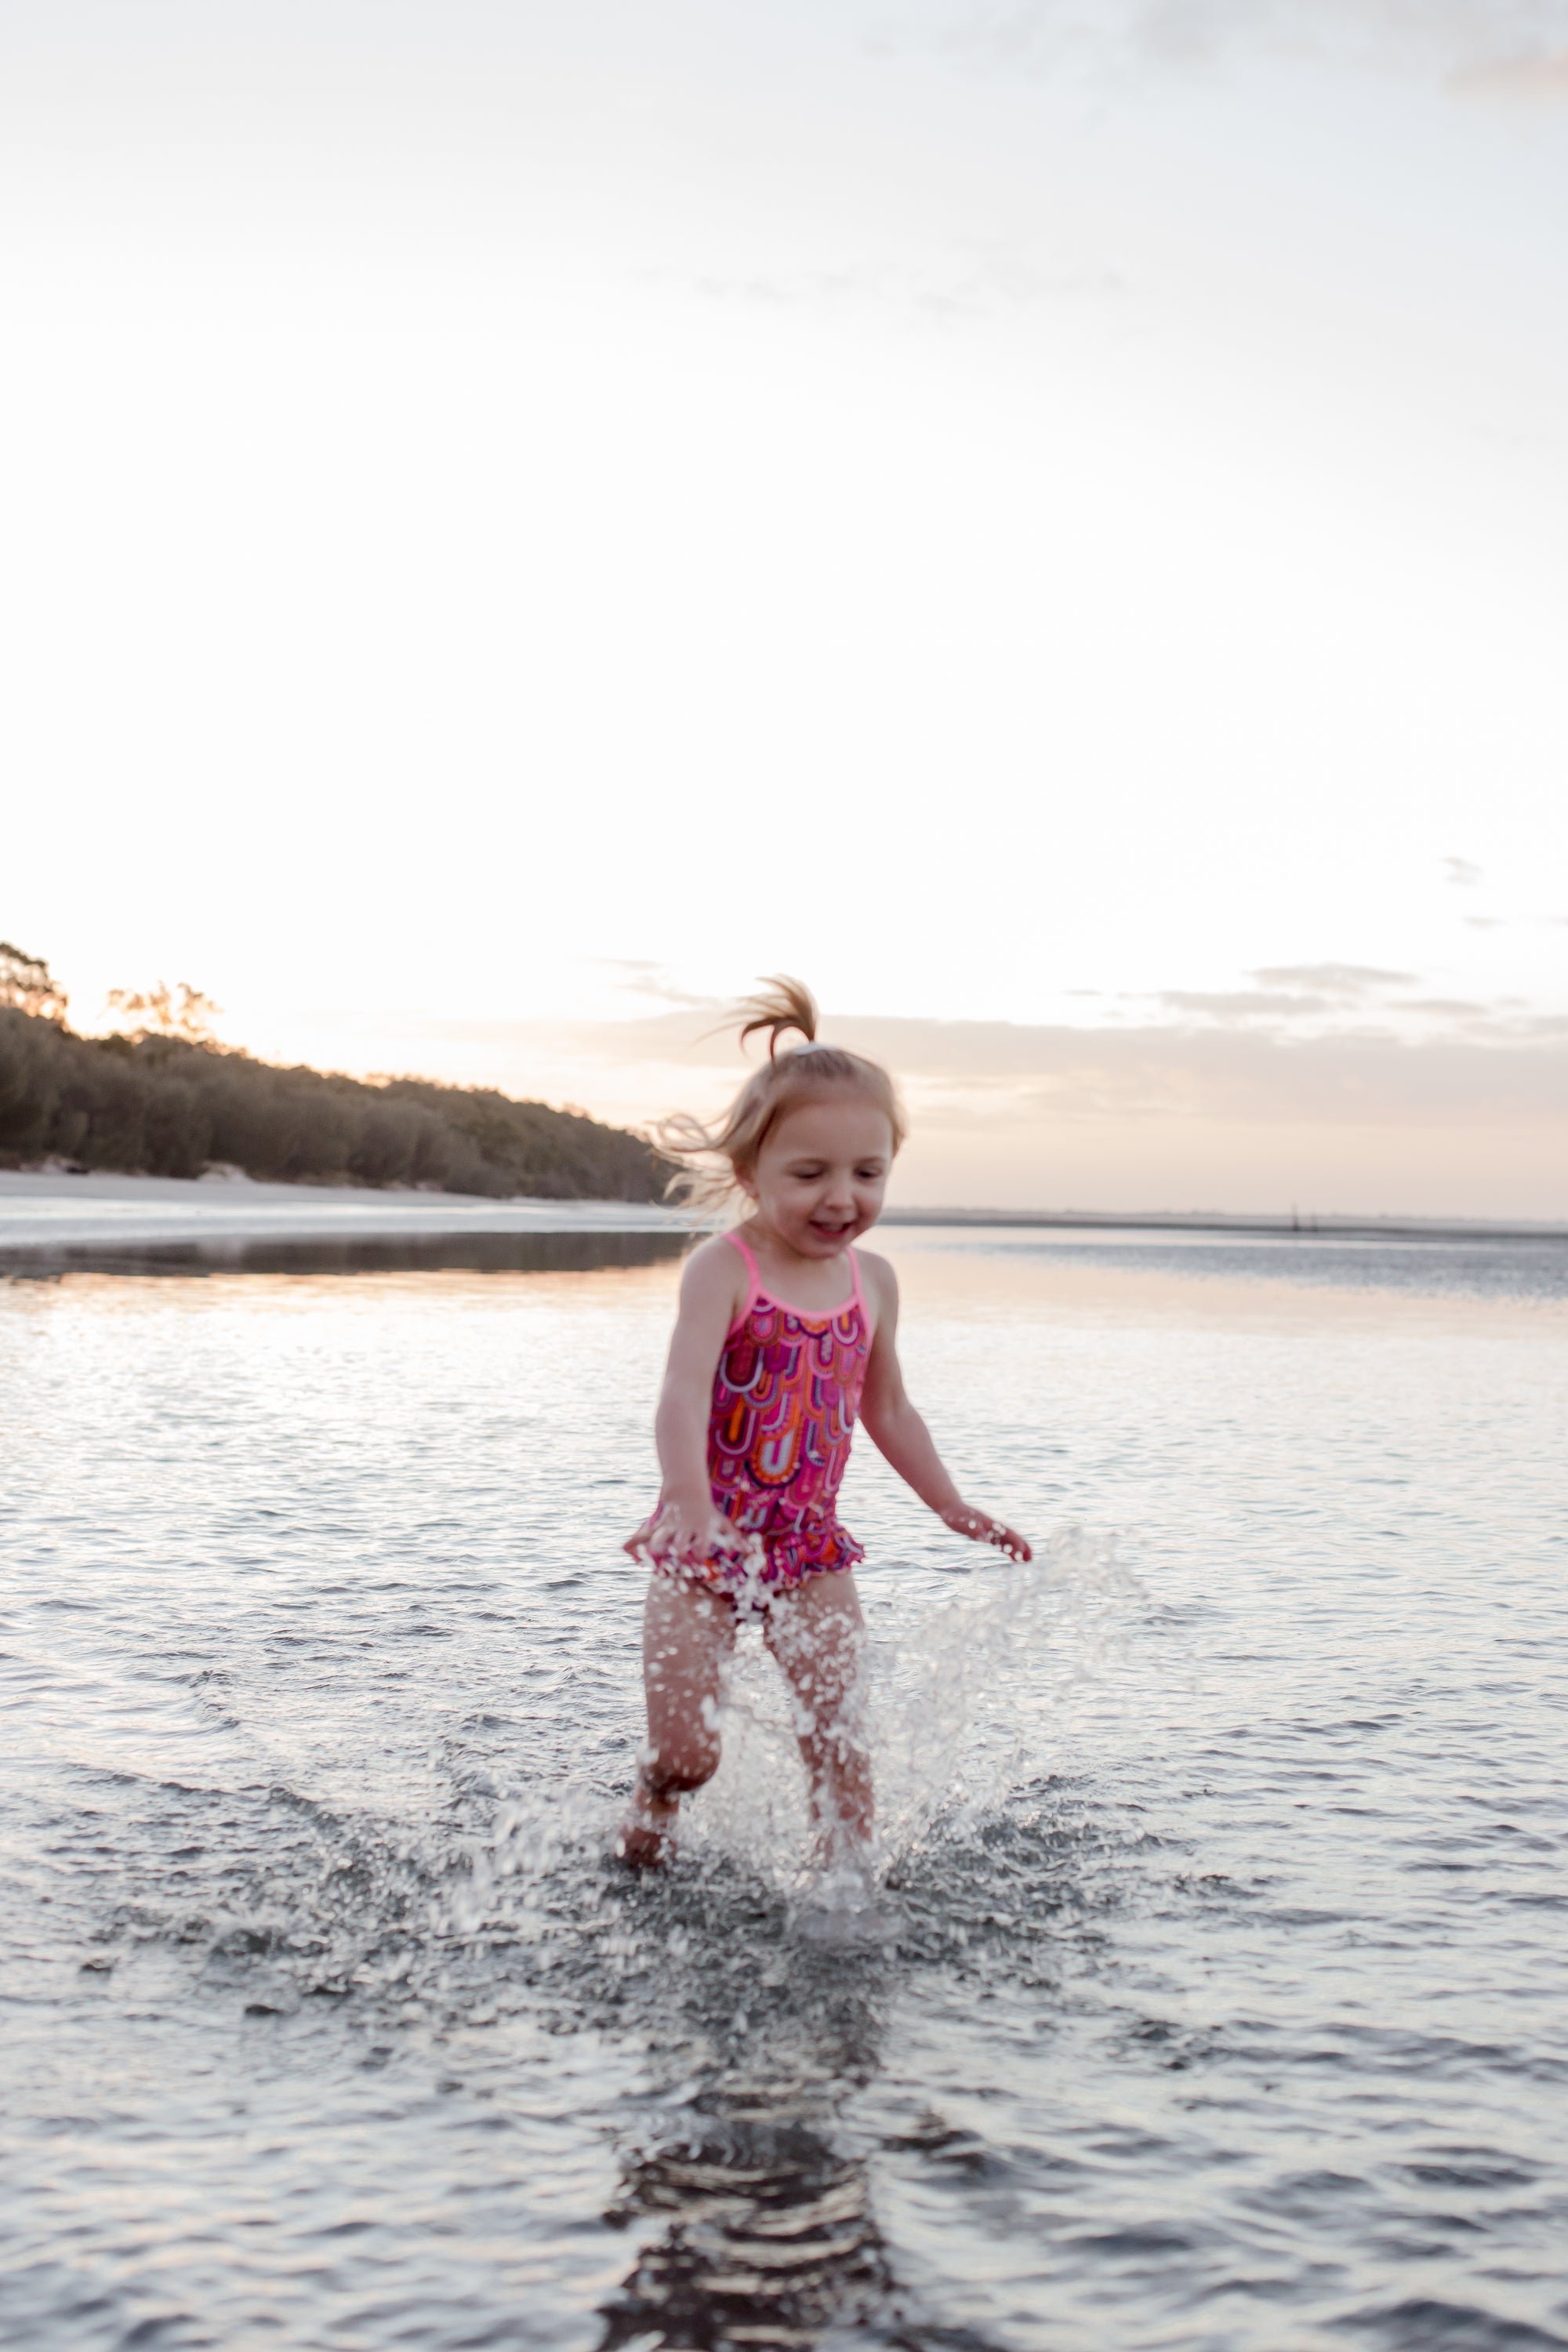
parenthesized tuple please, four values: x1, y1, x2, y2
(734, 1162, 760, 1203)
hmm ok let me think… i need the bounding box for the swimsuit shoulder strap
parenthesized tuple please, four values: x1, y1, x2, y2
(849, 1246, 867, 1318)
(723, 1227, 762, 1319)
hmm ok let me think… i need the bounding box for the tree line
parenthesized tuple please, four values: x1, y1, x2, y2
(0, 944, 669, 1201)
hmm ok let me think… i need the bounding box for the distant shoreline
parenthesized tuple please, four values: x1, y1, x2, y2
(877, 1207, 1568, 1245)
(1, 1168, 1563, 1261)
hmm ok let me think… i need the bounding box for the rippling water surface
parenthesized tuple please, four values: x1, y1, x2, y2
(2, 1225, 1566, 2350)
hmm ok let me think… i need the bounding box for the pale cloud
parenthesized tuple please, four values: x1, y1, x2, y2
(594, 960, 715, 1011)
(1145, 974, 1519, 1031)
(1449, 44, 1568, 93)
(921, 0, 1568, 87)
(1250, 963, 1417, 993)
(1444, 857, 1484, 887)
(1156, 989, 1330, 1018)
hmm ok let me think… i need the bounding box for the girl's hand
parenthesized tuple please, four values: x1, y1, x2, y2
(941, 1504, 1033, 1563)
(624, 1501, 742, 1568)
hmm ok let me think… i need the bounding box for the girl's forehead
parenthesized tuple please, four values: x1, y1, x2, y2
(765, 1090, 893, 1152)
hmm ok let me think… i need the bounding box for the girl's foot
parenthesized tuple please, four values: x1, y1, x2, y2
(617, 1777, 679, 1869)
(616, 1821, 672, 1868)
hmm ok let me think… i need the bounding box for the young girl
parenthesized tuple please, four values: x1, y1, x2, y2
(620, 978, 1030, 1869)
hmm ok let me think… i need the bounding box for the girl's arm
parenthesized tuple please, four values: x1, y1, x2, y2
(858, 1254, 1032, 1563)
(624, 1240, 744, 1563)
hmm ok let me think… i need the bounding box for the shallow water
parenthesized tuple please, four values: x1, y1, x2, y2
(2, 1226, 1566, 2350)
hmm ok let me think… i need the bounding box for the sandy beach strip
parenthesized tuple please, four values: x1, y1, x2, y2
(0, 1170, 690, 1254)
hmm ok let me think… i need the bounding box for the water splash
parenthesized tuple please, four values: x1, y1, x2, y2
(678, 1524, 1145, 1895)
(394, 1523, 1147, 2025)
(70, 1528, 1143, 2039)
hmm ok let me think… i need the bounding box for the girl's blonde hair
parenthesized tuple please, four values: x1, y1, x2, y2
(659, 975, 906, 1215)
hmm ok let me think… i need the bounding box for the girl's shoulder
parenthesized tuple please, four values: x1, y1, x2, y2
(855, 1246, 898, 1312)
(677, 1230, 752, 1316)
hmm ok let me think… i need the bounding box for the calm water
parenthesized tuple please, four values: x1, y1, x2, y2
(2, 1226, 1566, 2350)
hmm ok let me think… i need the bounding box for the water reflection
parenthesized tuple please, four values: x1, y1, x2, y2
(596, 1875, 895, 2351)
(0, 1229, 690, 1281)
(601, 2087, 889, 2350)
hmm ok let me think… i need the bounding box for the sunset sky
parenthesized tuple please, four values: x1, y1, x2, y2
(5, 2, 1566, 1213)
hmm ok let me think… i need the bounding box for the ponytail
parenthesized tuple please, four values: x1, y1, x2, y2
(736, 975, 818, 1060)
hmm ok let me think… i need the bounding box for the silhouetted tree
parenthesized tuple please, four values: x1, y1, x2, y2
(106, 981, 223, 1044)
(0, 943, 67, 1023)
(0, 993, 670, 1200)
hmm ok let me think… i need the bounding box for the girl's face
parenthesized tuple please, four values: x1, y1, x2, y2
(741, 1089, 894, 1258)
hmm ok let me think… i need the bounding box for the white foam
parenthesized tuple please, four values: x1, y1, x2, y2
(681, 1526, 1145, 1889)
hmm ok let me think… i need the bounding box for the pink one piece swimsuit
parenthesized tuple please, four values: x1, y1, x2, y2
(656, 1229, 872, 1600)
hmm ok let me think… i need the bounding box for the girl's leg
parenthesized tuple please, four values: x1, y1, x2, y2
(764, 1570, 873, 1857)
(619, 1573, 736, 1866)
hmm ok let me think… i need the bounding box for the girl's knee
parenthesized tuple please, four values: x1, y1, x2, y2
(642, 1738, 720, 1798)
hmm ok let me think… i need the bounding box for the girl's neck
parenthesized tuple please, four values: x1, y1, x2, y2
(739, 1215, 854, 1294)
